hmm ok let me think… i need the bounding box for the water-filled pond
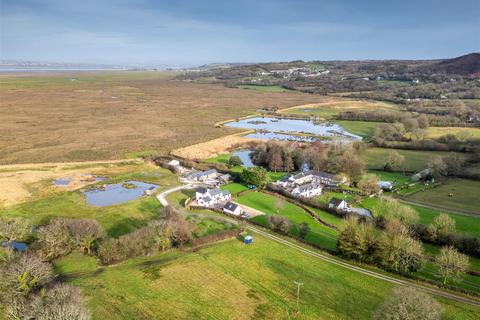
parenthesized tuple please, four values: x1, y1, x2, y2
(83, 180, 159, 207)
(53, 175, 105, 187)
(232, 149, 255, 167)
(225, 117, 361, 142)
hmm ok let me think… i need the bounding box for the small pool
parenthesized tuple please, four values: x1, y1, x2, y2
(232, 149, 255, 167)
(53, 175, 105, 187)
(83, 180, 159, 207)
(54, 178, 71, 186)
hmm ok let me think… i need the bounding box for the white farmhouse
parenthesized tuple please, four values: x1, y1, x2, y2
(328, 198, 351, 212)
(223, 202, 243, 216)
(195, 187, 231, 208)
(276, 170, 344, 188)
(189, 169, 218, 182)
(291, 183, 323, 198)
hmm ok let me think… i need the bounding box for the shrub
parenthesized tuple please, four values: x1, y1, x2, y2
(374, 287, 442, 320)
(266, 216, 291, 235)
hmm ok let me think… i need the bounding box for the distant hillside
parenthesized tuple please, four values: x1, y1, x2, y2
(435, 53, 480, 75)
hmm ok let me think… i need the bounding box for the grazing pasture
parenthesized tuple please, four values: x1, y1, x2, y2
(335, 120, 379, 138)
(361, 148, 469, 172)
(236, 191, 339, 251)
(426, 127, 480, 139)
(406, 178, 480, 214)
(56, 235, 480, 319)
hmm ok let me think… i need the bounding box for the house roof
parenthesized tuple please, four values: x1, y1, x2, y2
(208, 188, 223, 196)
(191, 169, 218, 178)
(295, 183, 322, 192)
(202, 196, 212, 203)
(196, 187, 208, 194)
(223, 201, 239, 212)
(329, 198, 346, 206)
(219, 174, 231, 180)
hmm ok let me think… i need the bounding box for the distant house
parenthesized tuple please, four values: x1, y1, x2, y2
(291, 183, 323, 198)
(276, 170, 344, 188)
(223, 201, 243, 216)
(378, 181, 395, 191)
(189, 169, 218, 182)
(195, 187, 231, 207)
(328, 198, 351, 212)
(168, 159, 180, 167)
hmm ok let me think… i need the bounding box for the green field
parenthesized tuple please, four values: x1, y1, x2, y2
(362, 148, 469, 172)
(368, 170, 411, 185)
(236, 191, 339, 251)
(426, 127, 480, 139)
(406, 179, 480, 215)
(221, 182, 249, 195)
(54, 235, 480, 319)
(237, 84, 289, 92)
(335, 120, 379, 138)
(361, 197, 480, 237)
(0, 167, 179, 237)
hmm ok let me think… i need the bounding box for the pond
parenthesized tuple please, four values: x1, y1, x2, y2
(53, 175, 105, 187)
(232, 149, 255, 167)
(83, 180, 159, 207)
(243, 131, 318, 142)
(224, 116, 361, 142)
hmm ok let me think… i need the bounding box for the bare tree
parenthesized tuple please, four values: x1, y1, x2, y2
(0, 217, 31, 243)
(38, 283, 90, 320)
(374, 286, 442, 320)
(36, 218, 73, 260)
(435, 246, 470, 285)
(0, 252, 53, 297)
(384, 150, 405, 172)
(68, 219, 105, 255)
(267, 216, 291, 235)
(427, 214, 456, 242)
(358, 175, 380, 196)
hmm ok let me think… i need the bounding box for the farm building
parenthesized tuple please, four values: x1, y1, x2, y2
(378, 181, 395, 191)
(276, 170, 344, 188)
(189, 169, 218, 182)
(328, 198, 351, 212)
(223, 201, 243, 216)
(195, 187, 231, 207)
(291, 183, 323, 198)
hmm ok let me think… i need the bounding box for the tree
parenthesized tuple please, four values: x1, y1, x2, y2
(0, 252, 53, 297)
(435, 246, 469, 285)
(384, 150, 405, 172)
(36, 219, 74, 260)
(68, 219, 105, 255)
(0, 217, 31, 243)
(374, 287, 442, 320)
(228, 155, 243, 167)
(442, 153, 466, 176)
(417, 114, 429, 129)
(375, 228, 424, 274)
(427, 214, 456, 242)
(283, 152, 295, 172)
(5, 283, 90, 320)
(298, 222, 310, 239)
(240, 167, 270, 188)
(372, 198, 419, 226)
(427, 156, 447, 178)
(267, 216, 291, 235)
(337, 216, 376, 262)
(358, 175, 380, 196)
(268, 149, 283, 172)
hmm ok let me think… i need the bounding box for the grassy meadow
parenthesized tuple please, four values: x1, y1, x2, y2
(406, 178, 480, 214)
(55, 235, 480, 320)
(335, 120, 379, 138)
(236, 191, 339, 251)
(361, 148, 469, 172)
(0, 166, 179, 237)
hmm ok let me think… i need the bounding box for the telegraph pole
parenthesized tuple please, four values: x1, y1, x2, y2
(293, 281, 303, 313)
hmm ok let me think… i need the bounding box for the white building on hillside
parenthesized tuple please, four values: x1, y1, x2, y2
(291, 183, 323, 198)
(223, 202, 243, 216)
(195, 187, 231, 207)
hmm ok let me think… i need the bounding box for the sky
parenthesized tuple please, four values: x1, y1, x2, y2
(1, 0, 479, 66)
